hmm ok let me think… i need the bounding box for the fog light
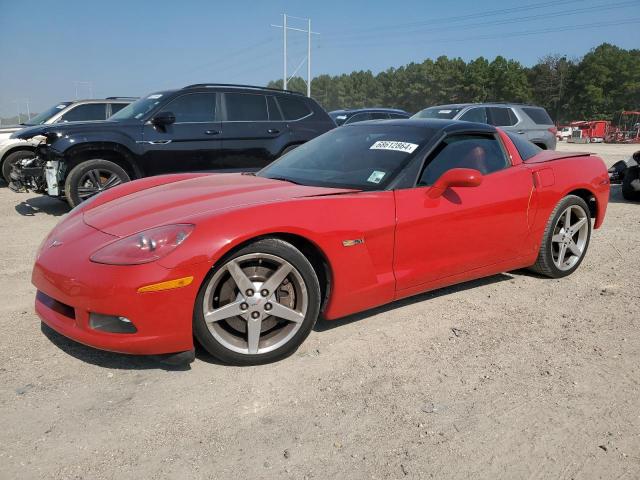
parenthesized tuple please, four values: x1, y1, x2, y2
(89, 313, 137, 333)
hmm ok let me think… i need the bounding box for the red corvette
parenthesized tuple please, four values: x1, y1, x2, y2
(32, 119, 609, 365)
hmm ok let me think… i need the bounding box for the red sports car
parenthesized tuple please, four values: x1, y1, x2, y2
(32, 119, 609, 365)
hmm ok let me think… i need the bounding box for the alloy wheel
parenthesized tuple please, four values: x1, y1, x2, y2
(77, 169, 124, 200)
(551, 205, 589, 271)
(202, 253, 308, 355)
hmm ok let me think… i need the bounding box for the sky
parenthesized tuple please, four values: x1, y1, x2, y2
(1, 0, 639, 117)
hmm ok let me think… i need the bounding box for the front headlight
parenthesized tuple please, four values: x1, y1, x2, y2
(90, 224, 194, 265)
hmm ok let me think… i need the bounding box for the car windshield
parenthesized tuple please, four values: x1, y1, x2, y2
(109, 93, 167, 120)
(329, 112, 348, 125)
(412, 107, 463, 120)
(23, 102, 72, 126)
(258, 124, 432, 190)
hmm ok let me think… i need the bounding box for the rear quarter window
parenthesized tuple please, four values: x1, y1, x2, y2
(522, 107, 553, 125)
(505, 132, 542, 160)
(277, 96, 312, 120)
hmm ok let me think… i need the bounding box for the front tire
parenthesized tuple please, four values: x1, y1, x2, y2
(193, 238, 321, 365)
(2, 150, 35, 184)
(64, 159, 130, 207)
(529, 195, 592, 278)
(621, 167, 640, 201)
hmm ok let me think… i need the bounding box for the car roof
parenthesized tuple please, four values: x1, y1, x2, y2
(425, 102, 545, 109)
(330, 108, 408, 115)
(343, 117, 498, 133)
(181, 83, 305, 96)
(68, 98, 134, 104)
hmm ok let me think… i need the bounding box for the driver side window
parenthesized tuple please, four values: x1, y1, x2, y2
(419, 134, 509, 186)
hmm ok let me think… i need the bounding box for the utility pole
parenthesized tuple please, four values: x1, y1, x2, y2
(271, 14, 319, 97)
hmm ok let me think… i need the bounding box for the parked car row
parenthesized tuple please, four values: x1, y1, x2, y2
(2, 84, 557, 207)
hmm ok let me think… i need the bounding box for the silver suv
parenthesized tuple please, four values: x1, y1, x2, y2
(412, 103, 557, 150)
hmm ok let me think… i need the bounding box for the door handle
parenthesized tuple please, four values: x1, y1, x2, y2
(268, 129, 280, 134)
(205, 130, 220, 135)
(517, 130, 526, 134)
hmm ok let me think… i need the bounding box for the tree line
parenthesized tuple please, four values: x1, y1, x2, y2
(267, 43, 640, 124)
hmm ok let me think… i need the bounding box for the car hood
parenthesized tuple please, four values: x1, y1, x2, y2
(83, 173, 358, 237)
(11, 120, 133, 140)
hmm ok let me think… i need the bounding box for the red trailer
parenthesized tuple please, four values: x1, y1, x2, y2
(568, 120, 610, 143)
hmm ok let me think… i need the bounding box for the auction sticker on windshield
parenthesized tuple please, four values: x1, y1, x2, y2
(367, 170, 386, 184)
(370, 141, 418, 154)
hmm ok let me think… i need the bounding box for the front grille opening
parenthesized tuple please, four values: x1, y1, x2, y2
(36, 291, 75, 319)
(89, 313, 137, 334)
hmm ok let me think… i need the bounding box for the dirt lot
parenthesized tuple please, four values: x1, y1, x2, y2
(0, 143, 638, 480)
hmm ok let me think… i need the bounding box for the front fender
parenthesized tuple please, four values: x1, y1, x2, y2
(161, 192, 398, 320)
(49, 129, 142, 157)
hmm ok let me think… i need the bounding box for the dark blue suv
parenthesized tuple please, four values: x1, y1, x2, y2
(11, 84, 335, 206)
(329, 108, 410, 126)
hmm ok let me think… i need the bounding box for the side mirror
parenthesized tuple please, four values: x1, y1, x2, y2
(151, 111, 176, 127)
(428, 168, 483, 198)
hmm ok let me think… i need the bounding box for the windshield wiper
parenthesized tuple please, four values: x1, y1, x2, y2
(268, 176, 304, 185)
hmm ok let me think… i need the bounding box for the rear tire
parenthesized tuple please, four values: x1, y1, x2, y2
(2, 150, 35, 184)
(529, 195, 592, 278)
(64, 159, 130, 207)
(193, 238, 321, 365)
(621, 167, 640, 201)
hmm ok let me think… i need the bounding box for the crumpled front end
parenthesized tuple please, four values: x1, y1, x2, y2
(9, 138, 65, 196)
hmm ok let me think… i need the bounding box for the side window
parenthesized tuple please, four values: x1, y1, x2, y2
(344, 112, 373, 124)
(162, 93, 216, 123)
(277, 96, 312, 120)
(109, 103, 128, 116)
(267, 96, 283, 121)
(487, 107, 517, 126)
(389, 113, 409, 119)
(225, 93, 268, 121)
(459, 107, 487, 124)
(59, 103, 107, 122)
(419, 134, 510, 186)
(370, 112, 390, 120)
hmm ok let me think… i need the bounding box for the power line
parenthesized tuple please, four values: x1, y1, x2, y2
(317, 17, 640, 51)
(321, 0, 638, 45)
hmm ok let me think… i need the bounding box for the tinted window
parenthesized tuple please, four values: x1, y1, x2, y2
(412, 107, 462, 120)
(225, 93, 268, 121)
(267, 96, 283, 120)
(109, 92, 166, 121)
(109, 103, 128, 116)
(419, 134, 509, 185)
(522, 107, 553, 125)
(59, 103, 107, 122)
(163, 93, 216, 123)
(259, 124, 433, 190)
(505, 132, 542, 160)
(487, 107, 516, 126)
(459, 107, 487, 123)
(370, 112, 390, 120)
(277, 96, 312, 120)
(344, 112, 373, 124)
(389, 113, 409, 119)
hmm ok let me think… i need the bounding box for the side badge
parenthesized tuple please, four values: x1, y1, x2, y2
(342, 238, 364, 247)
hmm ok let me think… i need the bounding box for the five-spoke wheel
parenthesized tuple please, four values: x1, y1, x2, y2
(194, 239, 321, 365)
(531, 194, 592, 278)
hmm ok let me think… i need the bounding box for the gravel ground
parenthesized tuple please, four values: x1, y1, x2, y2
(0, 143, 638, 480)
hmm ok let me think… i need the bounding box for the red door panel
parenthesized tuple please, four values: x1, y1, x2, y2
(393, 165, 534, 292)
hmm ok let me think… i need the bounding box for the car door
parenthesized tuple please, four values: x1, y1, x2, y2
(486, 106, 519, 133)
(218, 92, 287, 170)
(393, 132, 533, 291)
(141, 92, 221, 175)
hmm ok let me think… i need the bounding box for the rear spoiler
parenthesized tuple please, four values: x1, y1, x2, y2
(523, 150, 592, 164)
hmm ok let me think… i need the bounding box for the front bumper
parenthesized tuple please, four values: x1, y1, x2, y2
(33, 216, 210, 355)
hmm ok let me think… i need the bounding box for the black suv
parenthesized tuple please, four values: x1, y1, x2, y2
(11, 84, 334, 206)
